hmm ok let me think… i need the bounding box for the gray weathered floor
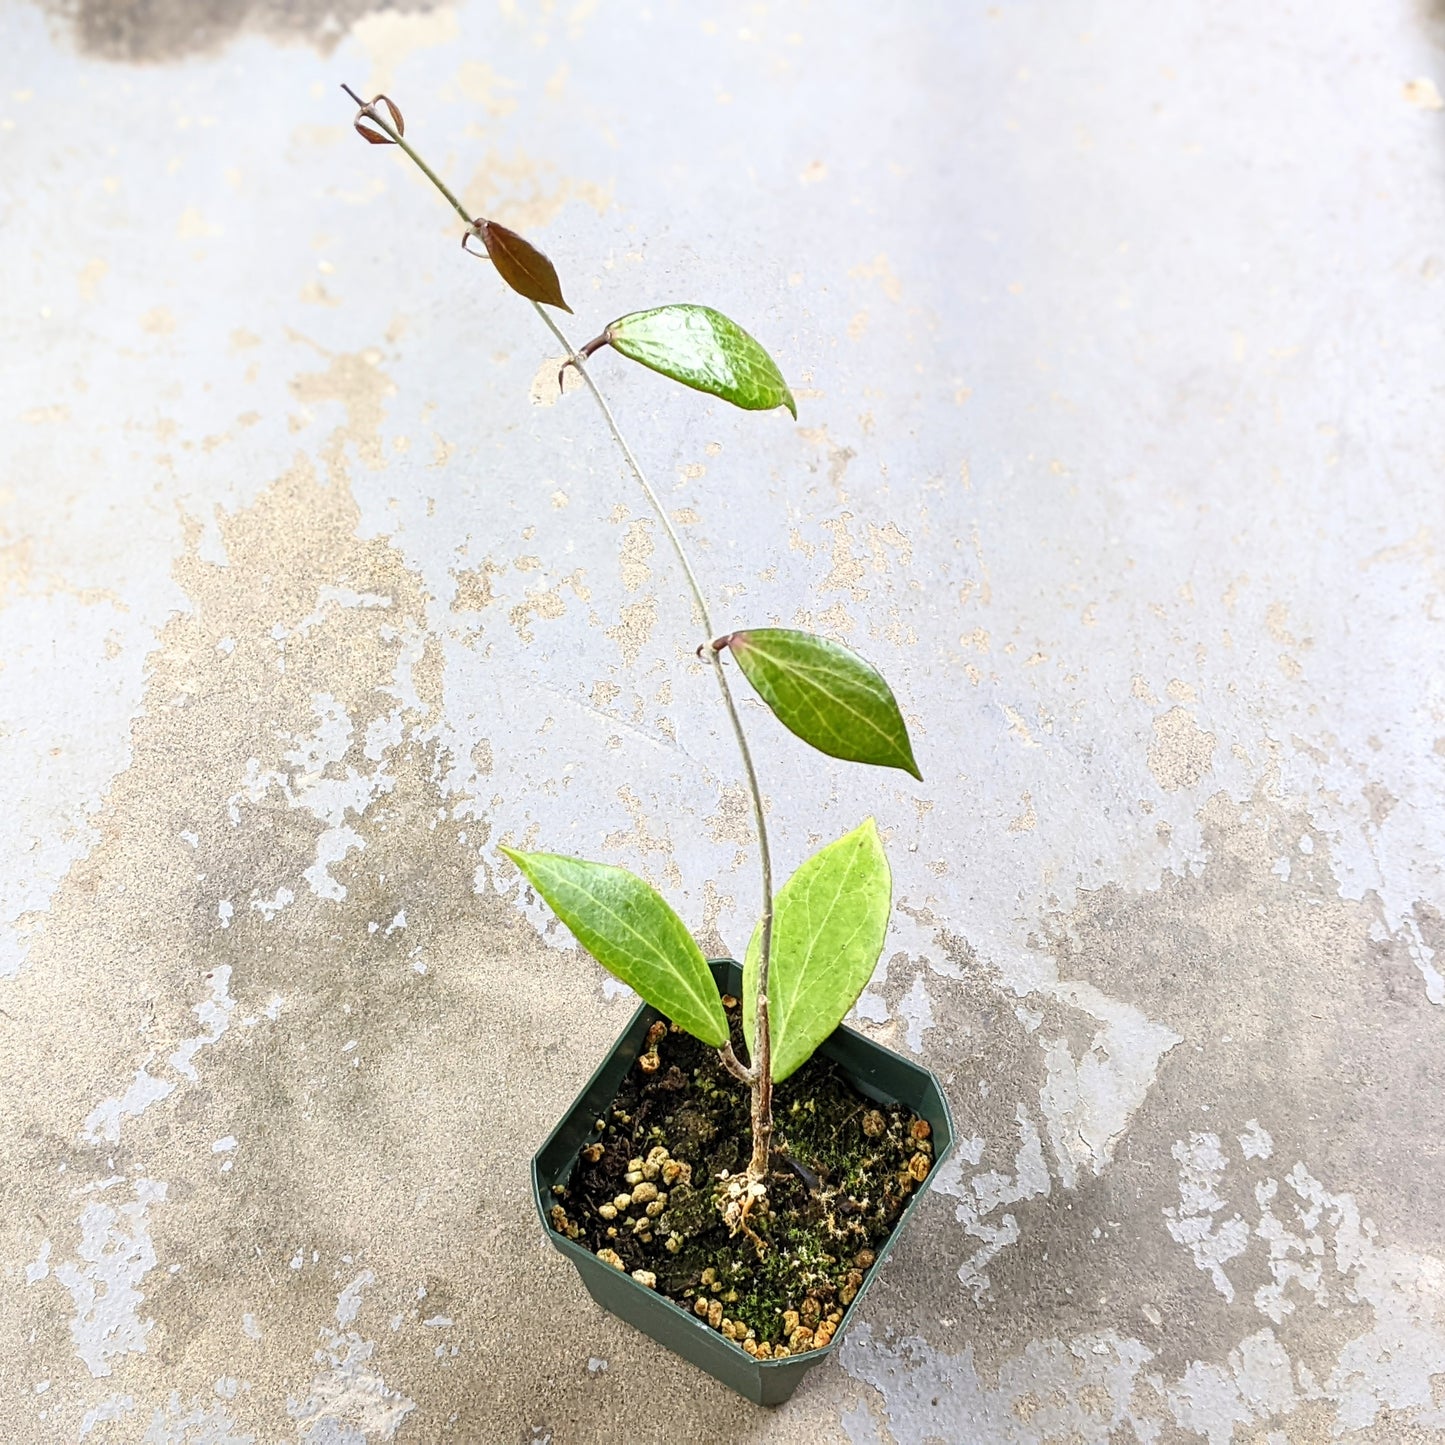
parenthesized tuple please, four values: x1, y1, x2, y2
(3, 1, 1445, 1440)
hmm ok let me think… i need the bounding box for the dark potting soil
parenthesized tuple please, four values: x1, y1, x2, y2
(546, 995, 934, 1359)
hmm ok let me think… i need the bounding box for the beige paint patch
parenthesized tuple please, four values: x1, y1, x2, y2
(2, 455, 443, 1397)
(605, 597, 657, 668)
(352, 6, 459, 94)
(508, 569, 589, 643)
(696, 878, 736, 957)
(849, 252, 903, 302)
(618, 520, 653, 594)
(176, 208, 221, 240)
(289, 346, 396, 476)
(820, 513, 868, 601)
(601, 785, 673, 866)
(957, 523, 994, 609)
(1007, 792, 1037, 833)
(874, 604, 917, 648)
(1001, 704, 1040, 748)
(794, 600, 856, 638)
(456, 60, 519, 115)
(705, 783, 754, 870)
(1359, 525, 1445, 616)
(530, 355, 584, 406)
(865, 520, 912, 573)
(291, 123, 344, 149)
(462, 149, 612, 234)
(77, 259, 108, 301)
(299, 279, 341, 308)
(1265, 600, 1297, 646)
(1403, 77, 1444, 110)
(1148, 706, 1216, 791)
(451, 559, 504, 612)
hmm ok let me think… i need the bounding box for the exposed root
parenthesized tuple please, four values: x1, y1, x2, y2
(720, 1176, 770, 1257)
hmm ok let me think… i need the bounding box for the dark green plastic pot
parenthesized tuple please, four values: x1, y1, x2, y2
(531, 958, 955, 1406)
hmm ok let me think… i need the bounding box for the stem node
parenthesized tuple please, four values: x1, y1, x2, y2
(461, 224, 492, 260)
(556, 331, 612, 392)
(718, 1042, 755, 1086)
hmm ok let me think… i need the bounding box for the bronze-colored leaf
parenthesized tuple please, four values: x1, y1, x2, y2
(480, 220, 571, 312)
(375, 94, 405, 136)
(354, 120, 393, 145)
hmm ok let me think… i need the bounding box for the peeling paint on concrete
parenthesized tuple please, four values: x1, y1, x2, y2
(1148, 707, 1218, 794)
(1039, 985, 1183, 1187)
(4, 0, 1445, 1439)
(288, 1273, 416, 1442)
(53, 1180, 168, 1379)
(846, 1138, 1445, 1445)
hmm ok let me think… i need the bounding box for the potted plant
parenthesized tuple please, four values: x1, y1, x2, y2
(342, 88, 955, 1406)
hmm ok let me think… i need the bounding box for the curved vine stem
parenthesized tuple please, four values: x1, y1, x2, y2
(533, 300, 775, 1177)
(346, 85, 777, 1182)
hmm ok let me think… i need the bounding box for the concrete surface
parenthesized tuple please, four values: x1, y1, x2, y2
(3, 1, 1445, 1440)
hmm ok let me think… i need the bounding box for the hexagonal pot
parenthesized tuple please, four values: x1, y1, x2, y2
(531, 957, 955, 1407)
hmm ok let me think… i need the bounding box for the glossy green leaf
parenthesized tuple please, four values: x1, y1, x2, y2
(604, 305, 796, 417)
(727, 628, 921, 780)
(501, 847, 727, 1046)
(742, 818, 892, 1082)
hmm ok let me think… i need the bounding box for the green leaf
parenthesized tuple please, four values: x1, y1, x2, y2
(742, 819, 892, 1082)
(501, 847, 727, 1046)
(727, 628, 921, 780)
(479, 219, 572, 312)
(604, 305, 796, 417)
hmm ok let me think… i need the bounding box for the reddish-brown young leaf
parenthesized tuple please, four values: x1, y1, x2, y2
(480, 220, 571, 312)
(375, 94, 405, 136)
(354, 121, 393, 145)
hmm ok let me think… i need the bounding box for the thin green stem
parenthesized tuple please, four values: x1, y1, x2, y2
(531, 305, 713, 632)
(350, 88, 778, 1166)
(535, 310, 776, 1158)
(342, 85, 474, 229)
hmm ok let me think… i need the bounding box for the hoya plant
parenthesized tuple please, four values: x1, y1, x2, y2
(342, 89, 921, 1214)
